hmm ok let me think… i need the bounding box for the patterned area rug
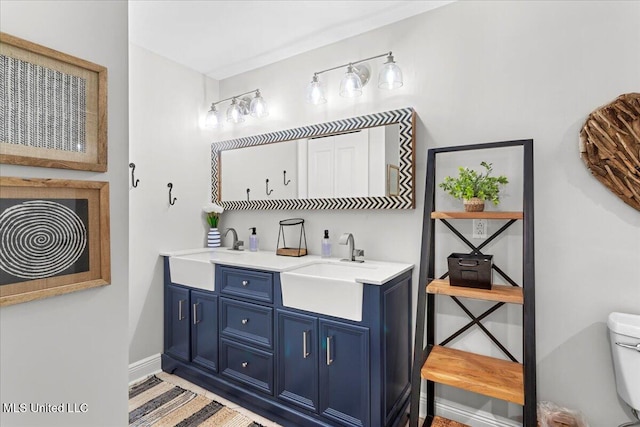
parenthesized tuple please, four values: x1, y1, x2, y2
(129, 376, 265, 427)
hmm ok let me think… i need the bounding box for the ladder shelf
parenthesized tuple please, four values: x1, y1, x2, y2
(409, 140, 536, 427)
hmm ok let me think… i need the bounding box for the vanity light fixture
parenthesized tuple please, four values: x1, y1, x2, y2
(306, 51, 403, 105)
(205, 88, 268, 129)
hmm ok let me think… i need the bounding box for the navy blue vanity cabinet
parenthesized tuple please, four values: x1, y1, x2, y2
(276, 310, 319, 413)
(191, 290, 219, 372)
(277, 311, 370, 427)
(218, 265, 276, 396)
(319, 320, 370, 427)
(163, 257, 412, 427)
(165, 283, 218, 371)
(165, 284, 191, 362)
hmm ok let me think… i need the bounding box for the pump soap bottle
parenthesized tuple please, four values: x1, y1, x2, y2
(321, 230, 331, 258)
(249, 227, 259, 252)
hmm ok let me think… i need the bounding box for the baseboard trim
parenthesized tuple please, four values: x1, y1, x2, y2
(129, 353, 162, 385)
(420, 394, 521, 427)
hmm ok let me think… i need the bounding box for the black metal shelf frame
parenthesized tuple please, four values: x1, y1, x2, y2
(409, 139, 536, 427)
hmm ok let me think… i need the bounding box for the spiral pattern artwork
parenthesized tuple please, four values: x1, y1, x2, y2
(0, 200, 87, 280)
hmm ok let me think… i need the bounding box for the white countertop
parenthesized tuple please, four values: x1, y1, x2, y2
(161, 247, 413, 285)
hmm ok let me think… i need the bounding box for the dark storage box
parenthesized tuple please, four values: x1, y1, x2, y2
(447, 253, 493, 289)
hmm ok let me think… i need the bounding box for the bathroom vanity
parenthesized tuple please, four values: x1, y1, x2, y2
(161, 248, 413, 427)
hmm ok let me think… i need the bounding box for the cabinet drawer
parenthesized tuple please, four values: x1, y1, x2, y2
(220, 339, 274, 395)
(219, 267, 273, 303)
(221, 298, 273, 348)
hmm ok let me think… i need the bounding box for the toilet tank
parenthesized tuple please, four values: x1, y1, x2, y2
(608, 312, 640, 411)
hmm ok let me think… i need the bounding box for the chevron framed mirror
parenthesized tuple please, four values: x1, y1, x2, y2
(211, 107, 415, 210)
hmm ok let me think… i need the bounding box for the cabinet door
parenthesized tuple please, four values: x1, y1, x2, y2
(276, 310, 318, 413)
(319, 320, 370, 427)
(165, 284, 190, 362)
(191, 290, 218, 372)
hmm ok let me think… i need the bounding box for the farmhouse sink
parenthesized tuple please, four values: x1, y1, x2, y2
(168, 249, 244, 291)
(280, 262, 379, 322)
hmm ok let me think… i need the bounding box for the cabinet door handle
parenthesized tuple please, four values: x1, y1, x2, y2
(242, 280, 249, 286)
(326, 336, 333, 365)
(303, 330, 310, 358)
(241, 318, 249, 325)
(178, 299, 185, 321)
(241, 362, 248, 368)
(193, 303, 200, 324)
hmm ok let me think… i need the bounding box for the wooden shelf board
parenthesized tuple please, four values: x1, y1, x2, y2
(427, 279, 523, 304)
(421, 345, 524, 405)
(431, 211, 523, 220)
(431, 416, 470, 427)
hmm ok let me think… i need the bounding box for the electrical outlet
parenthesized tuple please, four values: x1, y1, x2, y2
(473, 219, 488, 239)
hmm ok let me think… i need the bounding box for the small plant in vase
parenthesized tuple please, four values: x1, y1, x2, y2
(203, 202, 224, 247)
(439, 162, 508, 212)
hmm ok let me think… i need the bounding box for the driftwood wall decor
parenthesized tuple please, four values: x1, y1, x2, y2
(579, 93, 640, 211)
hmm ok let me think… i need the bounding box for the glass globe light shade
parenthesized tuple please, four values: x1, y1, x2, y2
(378, 54, 403, 89)
(339, 65, 363, 98)
(306, 75, 327, 104)
(205, 105, 224, 129)
(226, 99, 244, 123)
(250, 91, 269, 118)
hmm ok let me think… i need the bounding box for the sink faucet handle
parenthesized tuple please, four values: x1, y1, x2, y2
(235, 240, 244, 250)
(353, 249, 364, 257)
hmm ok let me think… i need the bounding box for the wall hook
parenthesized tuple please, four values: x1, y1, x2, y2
(266, 179, 273, 196)
(283, 170, 291, 186)
(167, 183, 177, 205)
(247, 188, 251, 202)
(129, 163, 140, 188)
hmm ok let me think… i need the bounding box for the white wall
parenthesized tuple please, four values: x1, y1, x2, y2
(0, 1, 129, 426)
(128, 45, 218, 366)
(209, 1, 640, 425)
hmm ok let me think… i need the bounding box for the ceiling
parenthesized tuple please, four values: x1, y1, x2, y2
(129, 1, 453, 80)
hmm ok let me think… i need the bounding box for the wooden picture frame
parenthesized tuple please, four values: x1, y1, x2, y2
(0, 32, 107, 172)
(387, 164, 400, 196)
(0, 177, 110, 306)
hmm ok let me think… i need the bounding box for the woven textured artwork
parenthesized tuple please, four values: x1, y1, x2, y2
(0, 54, 87, 152)
(579, 93, 640, 211)
(129, 376, 265, 427)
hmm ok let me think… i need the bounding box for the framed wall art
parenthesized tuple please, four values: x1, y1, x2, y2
(0, 32, 108, 171)
(0, 177, 110, 306)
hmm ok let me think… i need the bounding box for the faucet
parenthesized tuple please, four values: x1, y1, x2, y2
(223, 228, 244, 251)
(339, 233, 364, 263)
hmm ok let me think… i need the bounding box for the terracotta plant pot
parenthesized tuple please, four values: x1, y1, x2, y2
(463, 197, 485, 212)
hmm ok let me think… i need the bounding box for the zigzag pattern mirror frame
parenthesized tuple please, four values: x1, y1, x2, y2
(210, 107, 415, 210)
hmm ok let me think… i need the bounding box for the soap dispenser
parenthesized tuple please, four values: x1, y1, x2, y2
(321, 229, 331, 258)
(249, 227, 259, 252)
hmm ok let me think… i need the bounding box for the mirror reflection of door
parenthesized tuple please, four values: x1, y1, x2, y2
(307, 131, 369, 198)
(219, 123, 400, 201)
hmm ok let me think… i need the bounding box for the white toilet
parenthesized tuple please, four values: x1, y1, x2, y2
(608, 312, 640, 426)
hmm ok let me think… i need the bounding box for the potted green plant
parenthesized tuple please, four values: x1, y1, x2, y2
(439, 161, 508, 212)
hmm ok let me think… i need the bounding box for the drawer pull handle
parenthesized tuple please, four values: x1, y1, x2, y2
(241, 318, 249, 325)
(241, 362, 248, 368)
(326, 336, 333, 365)
(193, 303, 200, 324)
(242, 280, 249, 286)
(178, 299, 185, 321)
(303, 330, 310, 358)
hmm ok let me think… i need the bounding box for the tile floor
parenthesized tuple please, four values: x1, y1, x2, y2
(155, 371, 419, 427)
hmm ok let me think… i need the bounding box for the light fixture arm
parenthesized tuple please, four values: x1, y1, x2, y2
(211, 88, 260, 107)
(312, 51, 392, 76)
